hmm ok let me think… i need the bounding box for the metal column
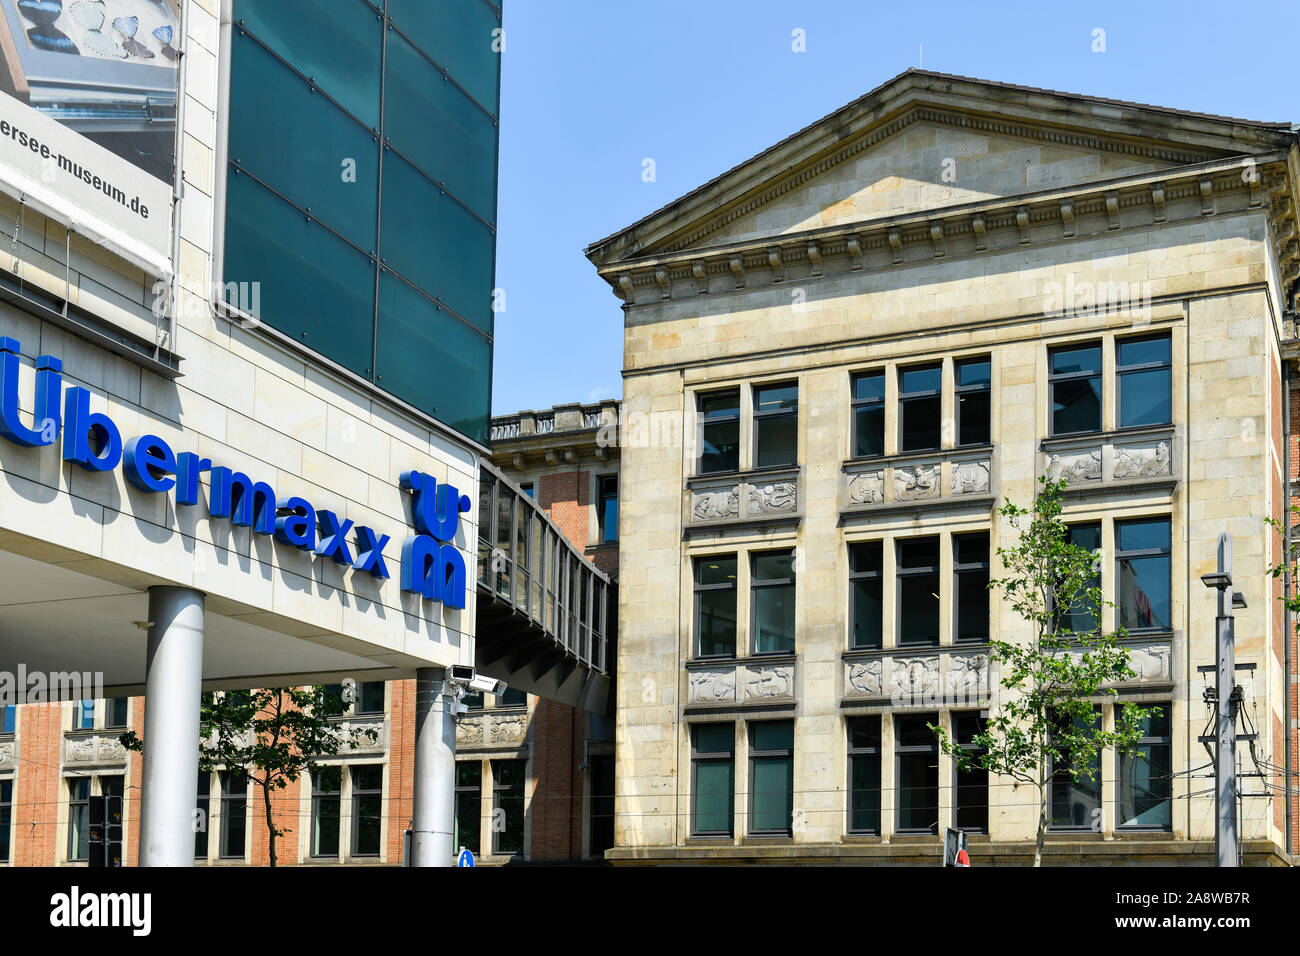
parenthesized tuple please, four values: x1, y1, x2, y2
(138, 587, 205, 867)
(1208, 533, 1239, 868)
(411, 667, 457, 867)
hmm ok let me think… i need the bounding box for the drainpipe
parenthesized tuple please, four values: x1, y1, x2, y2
(160, 0, 190, 359)
(210, 0, 235, 317)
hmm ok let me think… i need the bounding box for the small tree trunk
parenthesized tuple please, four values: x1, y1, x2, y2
(1034, 769, 1047, 867)
(263, 783, 277, 868)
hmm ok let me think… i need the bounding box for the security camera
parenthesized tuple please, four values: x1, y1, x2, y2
(449, 664, 476, 684)
(451, 701, 469, 718)
(468, 674, 508, 696)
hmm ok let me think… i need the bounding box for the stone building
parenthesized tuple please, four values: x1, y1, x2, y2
(585, 70, 1300, 864)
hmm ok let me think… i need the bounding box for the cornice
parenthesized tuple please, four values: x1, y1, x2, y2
(598, 151, 1300, 310)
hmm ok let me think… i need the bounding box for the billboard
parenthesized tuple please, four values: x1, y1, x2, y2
(0, 0, 178, 277)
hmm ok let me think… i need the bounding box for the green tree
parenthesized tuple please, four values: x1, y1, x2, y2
(123, 684, 377, 867)
(932, 476, 1159, 866)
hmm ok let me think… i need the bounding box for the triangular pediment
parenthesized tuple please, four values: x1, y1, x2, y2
(586, 70, 1292, 267)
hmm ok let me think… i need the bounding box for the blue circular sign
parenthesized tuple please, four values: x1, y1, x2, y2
(457, 848, 475, 868)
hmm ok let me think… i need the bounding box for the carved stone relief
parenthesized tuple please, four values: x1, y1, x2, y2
(1127, 643, 1172, 680)
(951, 460, 991, 495)
(490, 715, 528, 744)
(1113, 441, 1172, 479)
(456, 716, 485, 747)
(894, 464, 940, 501)
(1046, 448, 1102, 483)
(846, 659, 884, 696)
(0, 741, 13, 767)
(890, 656, 939, 701)
(846, 470, 885, 504)
(745, 665, 794, 700)
(948, 653, 990, 696)
(66, 736, 96, 762)
(749, 481, 797, 514)
(97, 736, 126, 761)
(688, 668, 737, 703)
(693, 486, 739, 520)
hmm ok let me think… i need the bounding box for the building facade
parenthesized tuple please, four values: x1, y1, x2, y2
(586, 70, 1300, 864)
(0, 0, 504, 867)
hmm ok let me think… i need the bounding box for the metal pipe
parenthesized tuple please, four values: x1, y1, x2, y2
(138, 586, 205, 867)
(160, 0, 189, 359)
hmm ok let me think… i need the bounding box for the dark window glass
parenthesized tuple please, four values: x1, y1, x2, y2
(954, 713, 988, 832)
(598, 475, 619, 544)
(357, 682, 385, 716)
(698, 390, 740, 474)
(751, 551, 796, 654)
(695, 556, 738, 658)
(691, 724, 734, 836)
(519, 483, 534, 499)
(195, 773, 210, 860)
(1050, 708, 1102, 828)
(955, 357, 991, 446)
(1, 705, 12, 734)
(1059, 523, 1102, 634)
(219, 772, 247, 859)
(897, 537, 940, 646)
(228, 26, 380, 248)
(589, 755, 616, 857)
(1117, 334, 1172, 428)
(749, 721, 794, 834)
(497, 688, 527, 708)
(312, 766, 342, 857)
(850, 541, 884, 649)
(0, 778, 11, 863)
(1116, 518, 1171, 630)
(233, 0, 383, 127)
(851, 371, 886, 458)
(463, 690, 484, 710)
(847, 717, 881, 834)
(492, 760, 525, 855)
(455, 762, 482, 855)
(895, 714, 939, 833)
(387, 0, 503, 112)
(954, 532, 990, 643)
(104, 698, 128, 730)
(1050, 343, 1102, 435)
(1119, 706, 1171, 828)
(68, 778, 90, 861)
(753, 383, 798, 468)
(899, 363, 942, 452)
(351, 766, 383, 856)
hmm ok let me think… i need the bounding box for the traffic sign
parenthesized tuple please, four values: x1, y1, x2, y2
(457, 848, 475, 868)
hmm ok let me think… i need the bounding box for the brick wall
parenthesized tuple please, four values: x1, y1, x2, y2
(13, 702, 59, 866)
(386, 679, 415, 863)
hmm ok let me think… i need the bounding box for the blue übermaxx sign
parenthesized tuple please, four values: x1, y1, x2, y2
(0, 336, 469, 609)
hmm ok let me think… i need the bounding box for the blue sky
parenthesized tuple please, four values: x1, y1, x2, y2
(491, 0, 1298, 415)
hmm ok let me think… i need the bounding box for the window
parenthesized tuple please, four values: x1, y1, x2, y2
(955, 357, 991, 445)
(75, 700, 95, 730)
(311, 766, 342, 858)
(749, 721, 794, 835)
(104, 698, 129, 730)
(694, 555, 738, 658)
(195, 772, 210, 860)
(219, 772, 247, 859)
(1119, 706, 1171, 829)
(1117, 334, 1171, 428)
(897, 537, 940, 646)
(895, 714, 939, 833)
(751, 551, 796, 654)
(851, 371, 886, 458)
(899, 363, 942, 452)
(847, 717, 881, 834)
(0, 778, 11, 863)
(498, 688, 527, 707)
(462, 690, 485, 710)
(1059, 522, 1102, 634)
(954, 713, 988, 832)
(1, 705, 13, 734)
(455, 762, 482, 855)
(691, 724, 734, 836)
(597, 475, 619, 543)
(954, 533, 990, 643)
(492, 760, 525, 855)
(849, 541, 884, 649)
(1049, 707, 1101, 829)
(356, 682, 385, 716)
(351, 766, 383, 856)
(1116, 517, 1171, 630)
(1049, 342, 1102, 435)
(697, 389, 740, 474)
(753, 383, 798, 467)
(67, 778, 90, 861)
(519, 482, 534, 499)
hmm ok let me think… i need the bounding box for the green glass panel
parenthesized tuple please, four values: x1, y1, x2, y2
(693, 724, 733, 754)
(233, 0, 382, 127)
(375, 270, 491, 443)
(379, 153, 495, 331)
(387, 0, 502, 112)
(384, 29, 498, 222)
(753, 583, 795, 653)
(752, 720, 793, 751)
(693, 760, 733, 833)
(229, 28, 379, 249)
(224, 172, 375, 377)
(751, 757, 792, 832)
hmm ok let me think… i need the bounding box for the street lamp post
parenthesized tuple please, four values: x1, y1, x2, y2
(1200, 532, 1243, 868)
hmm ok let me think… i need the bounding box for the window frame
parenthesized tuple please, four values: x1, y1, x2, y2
(693, 553, 738, 660)
(894, 713, 940, 835)
(1114, 516, 1172, 633)
(751, 381, 799, 469)
(491, 759, 526, 857)
(310, 765, 343, 859)
(896, 535, 941, 648)
(749, 550, 797, 656)
(953, 532, 990, 644)
(1116, 704, 1172, 831)
(898, 362, 943, 453)
(1048, 340, 1103, 437)
(0, 777, 11, 864)
(66, 777, 91, 862)
(850, 369, 886, 459)
(954, 356, 991, 447)
(1047, 705, 1103, 831)
(953, 712, 989, 834)
(454, 760, 483, 855)
(696, 387, 741, 476)
(849, 540, 884, 650)
(195, 771, 211, 861)
(349, 764, 384, 857)
(846, 716, 882, 835)
(1116, 332, 1172, 429)
(218, 770, 248, 860)
(747, 720, 794, 837)
(597, 474, 619, 544)
(690, 723, 735, 838)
